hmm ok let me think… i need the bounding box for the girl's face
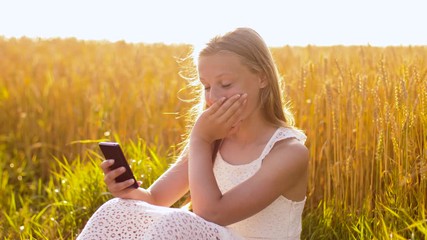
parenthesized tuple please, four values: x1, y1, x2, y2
(198, 52, 266, 124)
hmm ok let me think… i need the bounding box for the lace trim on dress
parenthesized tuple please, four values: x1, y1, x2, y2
(258, 127, 307, 162)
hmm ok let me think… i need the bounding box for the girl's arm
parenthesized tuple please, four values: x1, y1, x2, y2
(189, 137, 308, 226)
(102, 152, 189, 207)
(147, 155, 189, 206)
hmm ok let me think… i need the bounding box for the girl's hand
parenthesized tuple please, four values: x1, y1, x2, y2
(191, 93, 247, 143)
(101, 159, 142, 198)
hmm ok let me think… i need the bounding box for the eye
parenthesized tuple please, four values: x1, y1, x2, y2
(222, 83, 231, 88)
(204, 86, 211, 91)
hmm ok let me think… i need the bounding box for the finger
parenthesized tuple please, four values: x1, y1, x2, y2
(137, 180, 143, 187)
(110, 184, 136, 197)
(223, 94, 247, 126)
(224, 104, 244, 127)
(100, 159, 114, 173)
(228, 99, 247, 126)
(104, 166, 126, 184)
(109, 179, 136, 193)
(218, 93, 247, 122)
(230, 94, 247, 123)
(206, 97, 226, 115)
(212, 94, 241, 117)
(111, 187, 135, 197)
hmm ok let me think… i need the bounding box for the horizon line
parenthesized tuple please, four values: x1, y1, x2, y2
(1, 35, 426, 48)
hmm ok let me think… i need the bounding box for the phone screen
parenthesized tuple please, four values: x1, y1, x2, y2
(99, 142, 138, 189)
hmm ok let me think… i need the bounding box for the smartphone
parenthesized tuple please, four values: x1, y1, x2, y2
(99, 142, 139, 189)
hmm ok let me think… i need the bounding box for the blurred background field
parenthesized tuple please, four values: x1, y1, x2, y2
(0, 37, 426, 239)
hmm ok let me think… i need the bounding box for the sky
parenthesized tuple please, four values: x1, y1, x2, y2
(0, 0, 426, 47)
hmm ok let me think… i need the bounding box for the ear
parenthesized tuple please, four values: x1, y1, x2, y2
(258, 74, 268, 88)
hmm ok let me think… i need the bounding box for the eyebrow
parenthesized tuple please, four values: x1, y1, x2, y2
(215, 72, 234, 78)
(199, 72, 235, 81)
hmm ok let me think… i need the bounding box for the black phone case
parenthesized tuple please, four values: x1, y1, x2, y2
(99, 142, 138, 189)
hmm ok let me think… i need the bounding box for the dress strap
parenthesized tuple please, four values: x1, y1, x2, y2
(259, 127, 307, 161)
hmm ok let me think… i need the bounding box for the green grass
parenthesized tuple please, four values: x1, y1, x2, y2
(0, 139, 174, 239)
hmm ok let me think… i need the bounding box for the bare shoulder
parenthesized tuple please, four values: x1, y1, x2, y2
(275, 137, 308, 158)
(255, 136, 309, 201)
(266, 137, 309, 173)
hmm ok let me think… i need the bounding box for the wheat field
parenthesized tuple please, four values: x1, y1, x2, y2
(0, 37, 426, 239)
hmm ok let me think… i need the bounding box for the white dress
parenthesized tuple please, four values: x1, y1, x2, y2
(77, 127, 307, 240)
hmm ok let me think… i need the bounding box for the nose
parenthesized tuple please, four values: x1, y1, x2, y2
(206, 88, 221, 106)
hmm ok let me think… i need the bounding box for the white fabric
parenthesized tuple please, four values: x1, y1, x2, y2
(77, 198, 243, 239)
(77, 127, 306, 240)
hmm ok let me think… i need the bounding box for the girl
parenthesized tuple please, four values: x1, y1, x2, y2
(78, 27, 309, 240)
